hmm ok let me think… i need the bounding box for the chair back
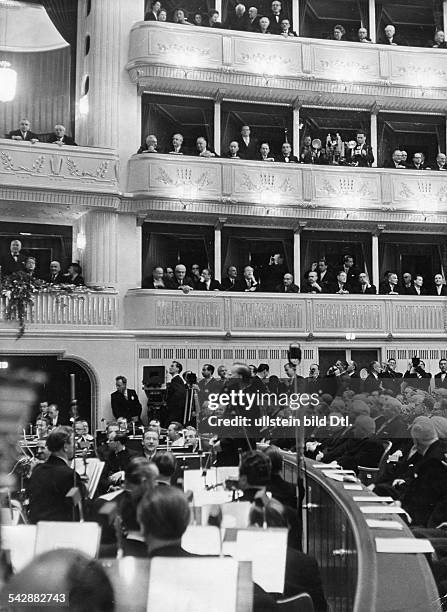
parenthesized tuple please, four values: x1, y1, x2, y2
(358, 440, 392, 485)
(277, 592, 315, 612)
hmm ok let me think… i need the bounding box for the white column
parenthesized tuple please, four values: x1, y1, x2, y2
(444, 1, 447, 33)
(372, 232, 379, 289)
(293, 105, 300, 158)
(214, 97, 221, 155)
(214, 219, 226, 281)
(292, 0, 300, 36)
(75, 0, 144, 185)
(215, 0, 222, 21)
(84, 210, 118, 286)
(370, 111, 378, 167)
(369, 0, 376, 43)
(293, 228, 302, 286)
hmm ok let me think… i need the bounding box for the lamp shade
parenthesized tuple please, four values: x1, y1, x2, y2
(0, 60, 17, 101)
(0, 1, 69, 52)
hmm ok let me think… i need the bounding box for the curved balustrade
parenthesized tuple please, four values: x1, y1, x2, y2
(0, 139, 119, 194)
(282, 454, 441, 612)
(127, 22, 447, 109)
(124, 290, 447, 339)
(126, 154, 447, 220)
(0, 291, 119, 329)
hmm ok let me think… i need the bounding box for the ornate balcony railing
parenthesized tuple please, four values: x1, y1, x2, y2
(124, 290, 447, 339)
(0, 140, 119, 194)
(127, 22, 447, 109)
(0, 290, 119, 329)
(126, 154, 447, 220)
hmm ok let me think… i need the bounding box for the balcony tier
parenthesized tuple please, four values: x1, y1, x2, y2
(0, 291, 119, 330)
(126, 154, 447, 223)
(0, 140, 119, 196)
(127, 22, 447, 111)
(124, 290, 447, 339)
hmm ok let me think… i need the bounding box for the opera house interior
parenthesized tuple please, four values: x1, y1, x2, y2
(2, 0, 447, 610)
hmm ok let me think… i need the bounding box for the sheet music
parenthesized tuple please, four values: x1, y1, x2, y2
(35, 521, 101, 557)
(1, 526, 36, 572)
(235, 528, 288, 593)
(375, 538, 434, 553)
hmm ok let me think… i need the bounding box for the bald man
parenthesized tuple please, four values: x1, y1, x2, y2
(48, 124, 77, 146)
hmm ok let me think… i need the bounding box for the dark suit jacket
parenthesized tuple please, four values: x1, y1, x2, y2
(384, 160, 407, 169)
(379, 35, 407, 46)
(268, 473, 297, 508)
(406, 285, 427, 296)
(435, 373, 447, 389)
(407, 163, 429, 171)
(197, 279, 221, 291)
(403, 370, 432, 392)
(247, 17, 260, 32)
(46, 272, 65, 284)
(144, 11, 158, 20)
(105, 447, 140, 476)
(27, 455, 85, 523)
(276, 154, 299, 163)
(198, 377, 220, 405)
(48, 134, 77, 146)
(331, 437, 384, 473)
(234, 278, 259, 292)
(344, 145, 374, 167)
(6, 129, 39, 141)
(432, 165, 447, 171)
(1, 253, 26, 275)
(283, 547, 328, 611)
(221, 277, 238, 291)
(363, 373, 382, 394)
(111, 389, 142, 420)
(225, 13, 249, 31)
(379, 282, 400, 295)
(166, 374, 186, 423)
(354, 284, 377, 295)
(237, 138, 259, 160)
(141, 275, 168, 289)
(64, 274, 85, 286)
(165, 275, 194, 289)
(267, 11, 289, 35)
(275, 283, 299, 293)
(262, 263, 288, 291)
(343, 266, 361, 287)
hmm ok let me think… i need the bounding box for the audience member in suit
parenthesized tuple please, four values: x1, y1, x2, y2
(246, 6, 260, 32)
(195, 136, 218, 158)
(408, 152, 430, 170)
(330, 270, 350, 294)
(341, 255, 361, 289)
(65, 263, 85, 286)
(197, 268, 221, 291)
(304, 364, 326, 396)
(235, 265, 259, 292)
(276, 272, 299, 293)
(302, 271, 324, 293)
(379, 272, 400, 294)
(46, 403, 69, 428)
(166, 361, 187, 424)
(221, 265, 238, 291)
(1, 239, 26, 275)
(47, 124, 77, 146)
(225, 141, 241, 159)
(354, 272, 377, 294)
(379, 24, 407, 45)
(267, 0, 290, 35)
(6, 118, 39, 142)
(27, 427, 86, 523)
(46, 260, 65, 284)
(379, 358, 403, 394)
(316, 259, 334, 292)
(264, 446, 297, 508)
(433, 153, 447, 170)
(111, 375, 142, 421)
(435, 359, 447, 390)
(259, 142, 275, 161)
(258, 16, 271, 34)
(344, 132, 374, 167)
(363, 361, 384, 394)
(105, 432, 141, 483)
(406, 274, 427, 296)
(225, 3, 249, 30)
(431, 274, 447, 296)
(262, 253, 288, 291)
(403, 359, 432, 392)
(142, 266, 168, 289)
(325, 416, 383, 474)
(137, 134, 158, 154)
(208, 9, 223, 28)
(144, 0, 161, 20)
(357, 26, 372, 42)
(276, 142, 298, 163)
(198, 363, 220, 406)
(168, 132, 186, 154)
(280, 18, 297, 37)
(432, 30, 447, 48)
(238, 125, 258, 160)
(384, 149, 407, 169)
(165, 264, 194, 292)
(401, 272, 413, 295)
(141, 430, 160, 463)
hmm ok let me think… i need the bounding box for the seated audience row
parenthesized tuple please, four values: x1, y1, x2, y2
(144, 2, 445, 49)
(1, 240, 84, 285)
(5, 119, 77, 145)
(143, 256, 446, 296)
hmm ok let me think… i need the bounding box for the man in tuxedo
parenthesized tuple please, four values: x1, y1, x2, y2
(195, 136, 218, 158)
(221, 265, 238, 291)
(380, 358, 403, 394)
(276, 142, 298, 163)
(235, 265, 259, 292)
(380, 24, 407, 46)
(238, 125, 258, 160)
(1, 239, 26, 275)
(262, 253, 288, 291)
(197, 268, 221, 291)
(430, 273, 447, 296)
(379, 272, 400, 294)
(342, 255, 361, 289)
(142, 266, 168, 289)
(407, 274, 426, 296)
(27, 427, 85, 523)
(47, 403, 68, 428)
(225, 3, 249, 31)
(165, 264, 194, 293)
(166, 361, 187, 425)
(48, 124, 77, 146)
(344, 132, 374, 167)
(198, 363, 219, 406)
(331, 270, 350, 294)
(316, 259, 334, 292)
(111, 376, 142, 422)
(104, 432, 140, 483)
(6, 118, 39, 142)
(433, 153, 447, 170)
(225, 141, 241, 159)
(363, 361, 383, 394)
(401, 272, 413, 294)
(246, 6, 260, 32)
(434, 359, 447, 390)
(276, 272, 299, 293)
(302, 271, 323, 293)
(144, 0, 160, 20)
(408, 152, 429, 170)
(384, 150, 407, 169)
(267, 0, 289, 35)
(46, 260, 65, 284)
(284, 362, 305, 394)
(168, 133, 186, 155)
(304, 363, 325, 395)
(355, 272, 377, 294)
